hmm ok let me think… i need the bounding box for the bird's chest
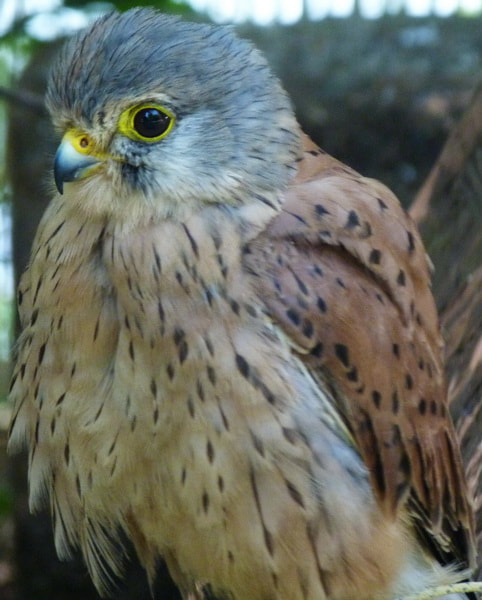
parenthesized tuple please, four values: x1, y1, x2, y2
(102, 217, 255, 422)
(30, 214, 289, 513)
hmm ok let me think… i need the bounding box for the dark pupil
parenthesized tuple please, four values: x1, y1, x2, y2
(134, 108, 170, 138)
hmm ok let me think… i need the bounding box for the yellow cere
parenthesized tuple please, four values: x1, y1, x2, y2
(118, 103, 175, 143)
(63, 128, 110, 160)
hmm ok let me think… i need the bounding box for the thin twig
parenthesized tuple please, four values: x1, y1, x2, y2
(0, 85, 45, 114)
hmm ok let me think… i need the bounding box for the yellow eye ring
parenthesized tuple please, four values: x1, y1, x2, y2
(118, 103, 175, 142)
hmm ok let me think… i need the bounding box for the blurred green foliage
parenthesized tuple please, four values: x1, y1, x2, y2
(0, 296, 12, 363)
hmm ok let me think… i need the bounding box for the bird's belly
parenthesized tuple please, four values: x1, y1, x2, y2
(124, 388, 409, 600)
(113, 323, 409, 600)
(13, 286, 408, 600)
(44, 292, 409, 600)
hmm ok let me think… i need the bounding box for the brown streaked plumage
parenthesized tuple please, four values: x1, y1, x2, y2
(248, 134, 475, 566)
(8, 8, 476, 600)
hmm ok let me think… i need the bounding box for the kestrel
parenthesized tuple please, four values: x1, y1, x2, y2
(8, 9, 476, 600)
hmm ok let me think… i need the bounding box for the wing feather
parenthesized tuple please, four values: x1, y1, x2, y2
(246, 134, 476, 569)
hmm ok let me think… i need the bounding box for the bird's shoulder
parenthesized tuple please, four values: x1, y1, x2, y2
(244, 133, 476, 569)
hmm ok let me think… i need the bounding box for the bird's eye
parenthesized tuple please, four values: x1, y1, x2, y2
(118, 103, 175, 143)
(134, 108, 170, 138)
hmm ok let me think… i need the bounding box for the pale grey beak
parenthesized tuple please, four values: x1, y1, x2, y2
(54, 138, 101, 194)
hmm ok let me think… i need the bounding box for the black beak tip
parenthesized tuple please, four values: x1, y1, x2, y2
(53, 149, 65, 195)
(55, 176, 64, 195)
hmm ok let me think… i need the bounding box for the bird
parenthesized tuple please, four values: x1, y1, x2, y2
(7, 8, 477, 600)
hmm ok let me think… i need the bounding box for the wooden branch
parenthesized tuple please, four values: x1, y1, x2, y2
(0, 85, 45, 114)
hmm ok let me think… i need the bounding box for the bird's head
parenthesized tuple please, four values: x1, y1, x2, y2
(46, 8, 301, 222)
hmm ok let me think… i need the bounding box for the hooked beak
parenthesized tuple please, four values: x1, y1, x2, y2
(53, 130, 103, 194)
